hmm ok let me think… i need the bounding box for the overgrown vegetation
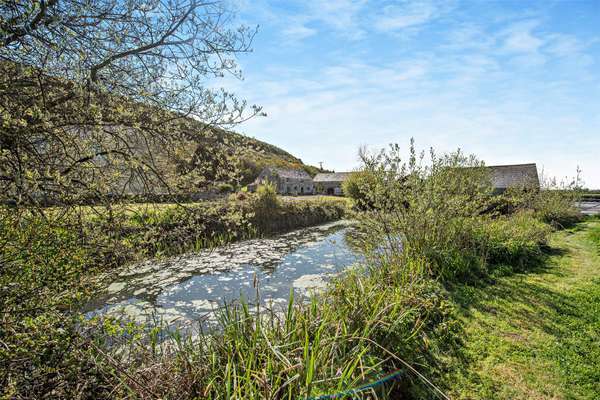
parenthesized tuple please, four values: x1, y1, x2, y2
(589, 221, 600, 252)
(1, 140, 589, 399)
(0, 194, 348, 398)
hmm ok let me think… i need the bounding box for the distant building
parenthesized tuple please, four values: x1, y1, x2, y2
(313, 172, 353, 195)
(248, 167, 314, 195)
(485, 163, 540, 193)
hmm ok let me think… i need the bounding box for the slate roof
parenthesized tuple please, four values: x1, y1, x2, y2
(486, 163, 539, 190)
(313, 172, 353, 182)
(266, 167, 312, 180)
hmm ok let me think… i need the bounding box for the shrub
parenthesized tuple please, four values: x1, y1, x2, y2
(0, 212, 117, 398)
(353, 141, 494, 282)
(342, 170, 377, 209)
(217, 182, 235, 193)
(474, 212, 551, 271)
(532, 189, 581, 228)
(494, 174, 583, 228)
(253, 181, 280, 210)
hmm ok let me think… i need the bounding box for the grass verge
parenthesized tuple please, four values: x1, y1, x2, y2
(444, 219, 600, 399)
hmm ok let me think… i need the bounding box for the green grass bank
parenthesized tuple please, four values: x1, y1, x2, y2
(445, 219, 600, 399)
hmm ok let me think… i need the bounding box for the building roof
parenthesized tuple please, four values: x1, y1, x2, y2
(266, 167, 312, 180)
(486, 163, 539, 190)
(313, 172, 353, 182)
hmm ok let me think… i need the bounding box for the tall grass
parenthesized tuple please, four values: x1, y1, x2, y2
(99, 262, 457, 399)
(589, 222, 600, 252)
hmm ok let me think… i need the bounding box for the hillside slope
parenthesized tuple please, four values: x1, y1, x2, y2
(0, 61, 321, 202)
(205, 126, 322, 185)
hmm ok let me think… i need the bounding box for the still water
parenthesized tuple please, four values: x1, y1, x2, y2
(86, 220, 360, 327)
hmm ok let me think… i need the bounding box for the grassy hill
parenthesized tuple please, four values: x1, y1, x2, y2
(205, 126, 323, 185)
(1, 60, 322, 203)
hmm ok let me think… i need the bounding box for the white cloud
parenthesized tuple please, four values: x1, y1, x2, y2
(229, 2, 600, 186)
(274, 0, 368, 42)
(544, 33, 584, 57)
(500, 20, 545, 53)
(282, 24, 317, 40)
(374, 1, 441, 32)
(307, 0, 367, 31)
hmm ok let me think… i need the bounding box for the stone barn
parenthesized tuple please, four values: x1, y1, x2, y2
(249, 167, 314, 195)
(486, 163, 540, 193)
(313, 172, 353, 195)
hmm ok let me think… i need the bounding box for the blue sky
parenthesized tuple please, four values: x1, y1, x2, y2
(222, 0, 600, 187)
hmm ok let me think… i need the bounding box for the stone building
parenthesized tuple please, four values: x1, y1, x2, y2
(313, 172, 353, 195)
(486, 163, 540, 193)
(249, 167, 314, 195)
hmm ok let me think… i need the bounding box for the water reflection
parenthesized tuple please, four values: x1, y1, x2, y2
(86, 220, 360, 327)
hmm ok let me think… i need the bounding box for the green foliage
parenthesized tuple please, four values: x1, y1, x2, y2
(493, 175, 582, 228)
(342, 170, 376, 209)
(253, 181, 280, 210)
(217, 182, 235, 193)
(472, 212, 551, 271)
(589, 224, 600, 252)
(532, 189, 581, 228)
(352, 140, 580, 283)
(354, 141, 495, 281)
(1, 213, 94, 313)
(0, 213, 117, 398)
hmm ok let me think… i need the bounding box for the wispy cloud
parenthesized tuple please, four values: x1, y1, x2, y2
(374, 1, 449, 32)
(232, 1, 600, 186)
(545, 33, 585, 57)
(306, 0, 367, 32)
(500, 20, 545, 53)
(282, 23, 317, 40)
(272, 0, 368, 42)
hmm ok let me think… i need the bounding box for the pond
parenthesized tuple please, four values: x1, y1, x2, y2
(85, 220, 361, 328)
(577, 201, 600, 216)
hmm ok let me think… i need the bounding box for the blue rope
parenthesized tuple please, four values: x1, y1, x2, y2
(306, 369, 404, 400)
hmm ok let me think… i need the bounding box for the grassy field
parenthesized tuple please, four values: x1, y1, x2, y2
(445, 219, 600, 399)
